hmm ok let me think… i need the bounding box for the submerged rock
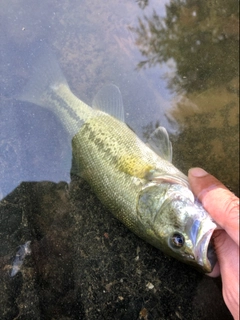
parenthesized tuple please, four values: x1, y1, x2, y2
(0, 177, 232, 319)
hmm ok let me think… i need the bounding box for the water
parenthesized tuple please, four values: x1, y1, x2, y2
(0, 0, 238, 319)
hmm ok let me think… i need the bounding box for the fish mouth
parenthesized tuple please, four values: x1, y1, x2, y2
(194, 226, 217, 273)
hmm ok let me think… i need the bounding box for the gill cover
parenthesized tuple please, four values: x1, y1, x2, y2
(137, 182, 217, 272)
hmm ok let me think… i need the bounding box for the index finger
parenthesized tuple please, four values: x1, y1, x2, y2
(188, 168, 239, 246)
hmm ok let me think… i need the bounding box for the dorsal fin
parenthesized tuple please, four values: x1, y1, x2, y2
(147, 126, 172, 162)
(92, 84, 125, 122)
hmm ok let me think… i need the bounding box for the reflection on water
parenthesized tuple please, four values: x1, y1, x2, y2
(135, 0, 238, 93)
(134, 0, 239, 195)
(0, 0, 238, 319)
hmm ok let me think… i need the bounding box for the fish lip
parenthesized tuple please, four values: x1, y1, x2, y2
(194, 226, 217, 273)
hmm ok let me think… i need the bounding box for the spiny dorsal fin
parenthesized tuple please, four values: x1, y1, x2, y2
(147, 126, 172, 162)
(92, 84, 125, 122)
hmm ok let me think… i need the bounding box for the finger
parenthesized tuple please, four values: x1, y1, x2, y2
(206, 230, 236, 278)
(188, 168, 239, 246)
(214, 231, 239, 320)
(206, 261, 220, 277)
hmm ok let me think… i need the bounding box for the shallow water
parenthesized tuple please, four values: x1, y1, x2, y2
(0, 0, 238, 319)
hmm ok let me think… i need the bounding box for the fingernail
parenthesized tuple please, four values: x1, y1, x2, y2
(189, 167, 208, 177)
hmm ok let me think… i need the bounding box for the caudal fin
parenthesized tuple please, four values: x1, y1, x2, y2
(18, 48, 69, 108)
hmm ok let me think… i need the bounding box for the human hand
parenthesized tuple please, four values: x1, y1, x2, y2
(188, 167, 239, 320)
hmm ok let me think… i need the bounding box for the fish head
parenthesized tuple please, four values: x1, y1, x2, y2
(137, 182, 217, 273)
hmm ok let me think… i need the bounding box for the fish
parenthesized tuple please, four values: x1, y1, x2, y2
(19, 50, 217, 273)
(10, 241, 31, 277)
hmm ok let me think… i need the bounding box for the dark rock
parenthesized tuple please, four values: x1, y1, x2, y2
(0, 177, 232, 319)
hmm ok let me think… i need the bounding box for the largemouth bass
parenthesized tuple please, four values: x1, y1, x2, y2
(19, 51, 217, 273)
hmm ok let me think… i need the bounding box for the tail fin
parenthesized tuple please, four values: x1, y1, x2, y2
(18, 46, 93, 136)
(18, 48, 69, 108)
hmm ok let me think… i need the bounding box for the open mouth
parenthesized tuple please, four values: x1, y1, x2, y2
(195, 227, 217, 273)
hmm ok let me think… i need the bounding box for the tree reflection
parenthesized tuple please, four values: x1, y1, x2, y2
(136, 0, 149, 10)
(135, 0, 239, 196)
(134, 0, 239, 93)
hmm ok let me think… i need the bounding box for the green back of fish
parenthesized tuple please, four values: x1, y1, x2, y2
(72, 112, 150, 235)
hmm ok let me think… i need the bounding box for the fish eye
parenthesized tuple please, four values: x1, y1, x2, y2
(171, 233, 185, 248)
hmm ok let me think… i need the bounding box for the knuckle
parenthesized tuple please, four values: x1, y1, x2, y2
(222, 195, 239, 225)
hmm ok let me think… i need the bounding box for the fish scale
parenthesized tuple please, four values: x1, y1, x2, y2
(72, 113, 143, 231)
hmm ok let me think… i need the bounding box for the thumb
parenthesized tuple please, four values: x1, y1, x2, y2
(188, 168, 239, 246)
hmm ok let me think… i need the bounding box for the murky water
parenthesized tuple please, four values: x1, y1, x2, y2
(0, 0, 238, 319)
